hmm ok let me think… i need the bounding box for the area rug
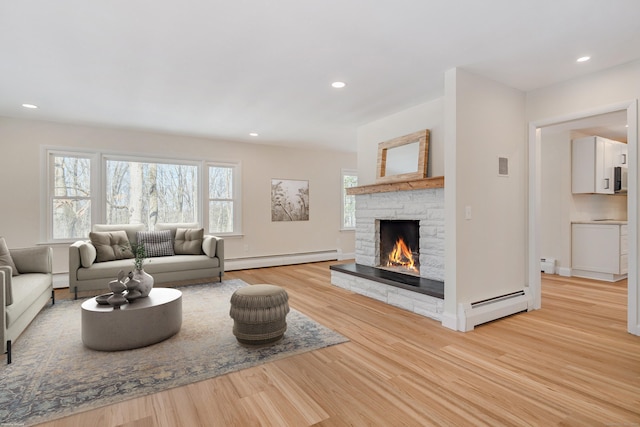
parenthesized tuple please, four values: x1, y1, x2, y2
(0, 279, 348, 426)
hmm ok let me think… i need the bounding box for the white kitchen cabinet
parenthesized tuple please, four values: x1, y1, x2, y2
(572, 136, 626, 194)
(571, 222, 628, 282)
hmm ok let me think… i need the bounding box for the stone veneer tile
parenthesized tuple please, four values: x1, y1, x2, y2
(330, 271, 442, 321)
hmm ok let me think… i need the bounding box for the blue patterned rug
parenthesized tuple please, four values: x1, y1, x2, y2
(0, 279, 348, 426)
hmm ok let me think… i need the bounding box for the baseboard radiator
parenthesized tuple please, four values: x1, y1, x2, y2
(458, 288, 532, 332)
(225, 250, 338, 271)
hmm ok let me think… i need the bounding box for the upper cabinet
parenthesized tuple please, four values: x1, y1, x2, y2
(572, 136, 628, 194)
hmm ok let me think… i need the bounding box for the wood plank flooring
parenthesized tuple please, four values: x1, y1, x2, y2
(43, 263, 640, 426)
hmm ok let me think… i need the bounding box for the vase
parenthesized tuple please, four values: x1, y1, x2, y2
(132, 268, 154, 298)
(107, 272, 128, 309)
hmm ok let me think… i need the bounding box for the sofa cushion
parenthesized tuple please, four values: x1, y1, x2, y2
(155, 222, 199, 241)
(75, 255, 220, 281)
(174, 228, 204, 255)
(78, 241, 97, 268)
(143, 254, 220, 273)
(1, 266, 13, 305)
(90, 231, 134, 262)
(5, 273, 51, 327)
(93, 223, 145, 245)
(137, 230, 175, 257)
(0, 237, 19, 276)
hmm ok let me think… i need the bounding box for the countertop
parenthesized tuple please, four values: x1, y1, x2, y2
(571, 220, 628, 225)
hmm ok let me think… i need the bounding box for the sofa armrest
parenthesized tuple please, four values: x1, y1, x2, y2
(0, 267, 12, 306)
(202, 235, 224, 262)
(10, 246, 52, 274)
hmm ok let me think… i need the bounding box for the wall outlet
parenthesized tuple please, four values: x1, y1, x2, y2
(465, 205, 472, 220)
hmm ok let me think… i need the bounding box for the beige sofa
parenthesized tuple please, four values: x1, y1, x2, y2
(69, 223, 224, 299)
(1, 246, 53, 364)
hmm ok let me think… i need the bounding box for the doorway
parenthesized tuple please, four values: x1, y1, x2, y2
(528, 101, 638, 335)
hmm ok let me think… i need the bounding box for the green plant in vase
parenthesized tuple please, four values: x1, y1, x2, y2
(129, 243, 154, 298)
(131, 243, 147, 271)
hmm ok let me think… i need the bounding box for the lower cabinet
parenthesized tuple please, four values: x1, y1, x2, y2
(571, 223, 628, 282)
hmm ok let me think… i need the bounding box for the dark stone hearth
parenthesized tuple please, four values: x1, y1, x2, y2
(330, 263, 444, 299)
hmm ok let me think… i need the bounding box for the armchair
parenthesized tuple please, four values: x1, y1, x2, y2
(1, 245, 54, 364)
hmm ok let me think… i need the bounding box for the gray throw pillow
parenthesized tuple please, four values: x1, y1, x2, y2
(174, 228, 204, 255)
(90, 231, 134, 262)
(0, 237, 19, 276)
(137, 230, 175, 257)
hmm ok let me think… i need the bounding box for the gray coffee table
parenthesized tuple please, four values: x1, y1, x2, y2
(81, 288, 182, 351)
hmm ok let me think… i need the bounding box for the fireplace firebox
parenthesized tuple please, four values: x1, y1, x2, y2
(378, 220, 420, 276)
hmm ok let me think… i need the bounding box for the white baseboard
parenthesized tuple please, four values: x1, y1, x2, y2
(338, 251, 355, 261)
(225, 250, 338, 271)
(572, 269, 627, 282)
(558, 267, 571, 277)
(441, 311, 457, 330)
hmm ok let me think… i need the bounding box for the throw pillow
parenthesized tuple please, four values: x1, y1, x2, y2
(174, 228, 204, 255)
(78, 241, 97, 268)
(137, 230, 175, 257)
(0, 237, 19, 276)
(89, 231, 134, 263)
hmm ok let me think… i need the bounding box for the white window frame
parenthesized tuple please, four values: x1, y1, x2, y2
(341, 168, 358, 230)
(43, 146, 242, 241)
(205, 161, 242, 236)
(101, 154, 201, 229)
(43, 148, 99, 242)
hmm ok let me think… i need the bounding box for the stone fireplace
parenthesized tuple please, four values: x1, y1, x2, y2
(330, 178, 445, 321)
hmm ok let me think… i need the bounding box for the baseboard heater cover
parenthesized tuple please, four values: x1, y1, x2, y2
(458, 288, 532, 332)
(225, 250, 338, 271)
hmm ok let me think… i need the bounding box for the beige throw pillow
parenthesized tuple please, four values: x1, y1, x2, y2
(0, 237, 19, 276)
(174, 228, 204, 255)
(78, 241, 97, 268)
(89, 231, 134, 262)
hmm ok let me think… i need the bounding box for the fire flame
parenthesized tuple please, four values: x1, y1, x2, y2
(386, 237, 418, 272)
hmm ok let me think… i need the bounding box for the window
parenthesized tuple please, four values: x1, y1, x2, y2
(342, 169, 358, 229)
(45, 148, 241, 240)
(49, 152, 94, 240)
(208, 163, 240, 234)
(105, 158, 198, 229)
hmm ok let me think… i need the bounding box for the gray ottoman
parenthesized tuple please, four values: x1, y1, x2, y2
(229, 284, 290, 345)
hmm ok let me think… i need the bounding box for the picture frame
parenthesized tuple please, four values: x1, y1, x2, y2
(271, 179, 309, 221)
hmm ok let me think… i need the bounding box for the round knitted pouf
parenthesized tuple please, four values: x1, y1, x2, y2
(229, 284, 290, 345)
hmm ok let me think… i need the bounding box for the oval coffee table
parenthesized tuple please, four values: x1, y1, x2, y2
(81, 287, 182, 351)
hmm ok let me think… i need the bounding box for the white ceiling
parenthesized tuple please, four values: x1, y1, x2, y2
(1, 0, 640, 152)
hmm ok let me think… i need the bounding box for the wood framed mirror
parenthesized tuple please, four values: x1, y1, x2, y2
(376, 129, 430, 183)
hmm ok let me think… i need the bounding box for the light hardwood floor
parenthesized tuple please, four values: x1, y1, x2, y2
(44, 262, 639, 426)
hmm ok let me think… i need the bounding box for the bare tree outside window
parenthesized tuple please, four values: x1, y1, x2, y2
(48, 150, 237, 240)
(209, 166, 233, 233)
(51, 155, 92, 239)
(343, 172, 358, 228)
(106, 160, 197, 229)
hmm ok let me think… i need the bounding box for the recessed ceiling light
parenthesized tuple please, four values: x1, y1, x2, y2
(22, 103, 38, 109)
(576, 56, 591, 63)
(249, 132, 259, 137)
(331, 81, 346, 89)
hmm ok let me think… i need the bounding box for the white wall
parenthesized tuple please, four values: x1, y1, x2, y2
(539, 130, 572, 272)
(443, 68, 527, 327)
(0, 117, 356, 273)
(356, 98, 444, 185)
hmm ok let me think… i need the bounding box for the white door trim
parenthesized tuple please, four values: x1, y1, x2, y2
(527, 100, 639, 335)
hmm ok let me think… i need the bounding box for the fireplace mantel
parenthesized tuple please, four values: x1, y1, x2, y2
(346, 176, 444, 195)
